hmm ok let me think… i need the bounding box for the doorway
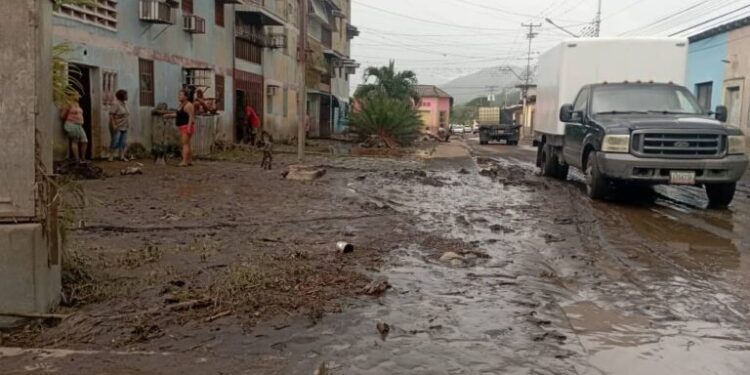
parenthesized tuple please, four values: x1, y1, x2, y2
(235, 90, 246, 142)
(70, 64, 93, 160)
(320, 95, 331, 139)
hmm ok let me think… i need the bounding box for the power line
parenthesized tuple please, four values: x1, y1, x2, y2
(447, 0, 587, 23)
(669, 2, 750, 35)
(640, 0, 738, 35)
(353, 1, 530, 31)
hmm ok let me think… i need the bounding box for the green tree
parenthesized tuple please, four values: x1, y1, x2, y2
(349, 94, 422, 146)
(354, 60, 420, 103)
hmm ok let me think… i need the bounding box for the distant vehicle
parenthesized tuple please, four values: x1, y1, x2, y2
(477, 107, 520, 145)
(451, 124, 465, 135)
(534, 37, 748, 208)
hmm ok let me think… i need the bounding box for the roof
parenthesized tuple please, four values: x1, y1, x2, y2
(414, 85, 452, 99)
(689, 15, 750, 43)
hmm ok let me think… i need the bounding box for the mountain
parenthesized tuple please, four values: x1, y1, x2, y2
(440, 66, 526, 105)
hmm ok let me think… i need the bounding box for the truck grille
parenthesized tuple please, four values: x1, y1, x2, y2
(631, 130, 726, 159)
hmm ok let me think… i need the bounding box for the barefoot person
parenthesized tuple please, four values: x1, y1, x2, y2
(60, 94, 88, 163)
(165, 88, 195, 167)
(109, 90, 130, 161)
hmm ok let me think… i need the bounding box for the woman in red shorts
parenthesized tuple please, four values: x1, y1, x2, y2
(167, 88, 196, 167)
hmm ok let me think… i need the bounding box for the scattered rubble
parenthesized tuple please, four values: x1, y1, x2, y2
(120, 167, 143, 176)
(440, 252, 464, 263)
(283, 165, 327, 181)
(376, 322, 391, 340)
(54, 160, 106, 180)
(363, 277, 392, 296)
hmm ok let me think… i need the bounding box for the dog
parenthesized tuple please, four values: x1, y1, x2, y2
(259, 131, 273, 170)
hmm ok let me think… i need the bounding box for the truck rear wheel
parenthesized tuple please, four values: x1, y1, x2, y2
(585, 151, 610, 200)
(705, 183, 736, 209)
(540, 144, 567, 179)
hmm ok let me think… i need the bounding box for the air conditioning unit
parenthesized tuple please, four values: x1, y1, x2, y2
(267, 86, 278, 96)
(265, 33, 288, 49)
(183, 15, 206, 34)
(140, 0, 175, 24)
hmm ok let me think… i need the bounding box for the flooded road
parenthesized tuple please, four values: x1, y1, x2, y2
(2, 140, 750, 374)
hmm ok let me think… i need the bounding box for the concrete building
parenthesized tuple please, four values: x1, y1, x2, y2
(53, 0, 242, 159)
(415, 85, 453, 135)
(306, 0, 359, 138)
(51, 0, 359, 159)
(687, 16, 750, 138)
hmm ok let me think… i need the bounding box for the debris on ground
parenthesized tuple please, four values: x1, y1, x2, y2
(283, 165, 327, 181)
(335, 242, 354, 254)
(363, 277, 392, 296)
(440, 252, 464, 263)
(120, 167, 143, 176)
(54, 160, 106, 180)
(490, 224, 515, 234)
(542, 234, 566, 244)
(376, 321, 391, 340)
(458, 168, 471, 175)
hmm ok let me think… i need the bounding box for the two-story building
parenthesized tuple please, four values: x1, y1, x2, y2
(687, 16, 750, 143)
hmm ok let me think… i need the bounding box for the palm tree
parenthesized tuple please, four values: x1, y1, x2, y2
(354, 60, 420, 103)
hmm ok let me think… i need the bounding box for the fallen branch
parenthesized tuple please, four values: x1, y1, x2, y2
(168, 299, 212, 311)
(204, 310, 232, 322)
(0, 312, 70, 320)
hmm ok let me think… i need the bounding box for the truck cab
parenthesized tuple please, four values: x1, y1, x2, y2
(540, 82, 748, 207)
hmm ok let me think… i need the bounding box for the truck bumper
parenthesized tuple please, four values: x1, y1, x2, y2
(597, 153, 749, 184)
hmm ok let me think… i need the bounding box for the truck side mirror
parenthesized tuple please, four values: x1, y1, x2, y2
(559, 104, 575, 122)
(715, 105, 728, 122)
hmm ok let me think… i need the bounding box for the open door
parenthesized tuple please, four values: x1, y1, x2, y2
(70, 64, 93, 160)
(235, 90, 246, 142)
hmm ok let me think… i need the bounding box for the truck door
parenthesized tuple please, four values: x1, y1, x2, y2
(563, 88, 590, 168)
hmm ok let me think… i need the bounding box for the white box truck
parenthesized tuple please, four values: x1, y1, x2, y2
(534, 37, 748, 208)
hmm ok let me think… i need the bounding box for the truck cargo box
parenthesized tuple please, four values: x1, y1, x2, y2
(478, 107, 501, 125)
(535, 37, 689, 136)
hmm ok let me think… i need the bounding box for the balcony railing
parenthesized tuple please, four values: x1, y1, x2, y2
(235, 25, 267, 45)
(140, 0, 176, 24)
(183, 15, 206, 34)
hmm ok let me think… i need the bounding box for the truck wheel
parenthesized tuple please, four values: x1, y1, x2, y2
(585, 152, 610, 200)
(705, 183, 736, 209)
(555, 164, 570, 180)
(540, 145, 557, 177)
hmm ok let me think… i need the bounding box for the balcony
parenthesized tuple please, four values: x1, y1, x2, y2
(183, 15, 206, 34)
(235, 2, 284, 27)
(140, 0, 176, 25)
(235, 25, 267, 45)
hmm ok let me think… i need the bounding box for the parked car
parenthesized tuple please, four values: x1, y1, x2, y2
(451, 124, 465, 135)
(534, 37, 748, 208)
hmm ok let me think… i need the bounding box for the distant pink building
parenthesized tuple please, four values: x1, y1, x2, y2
(415, 85, 453, 135)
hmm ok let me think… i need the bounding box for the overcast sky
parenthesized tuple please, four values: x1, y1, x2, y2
(349, 0, 750, 91)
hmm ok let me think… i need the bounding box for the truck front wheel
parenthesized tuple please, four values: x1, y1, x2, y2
(585, 151, 610, 200)
(705, 183, 736, 209)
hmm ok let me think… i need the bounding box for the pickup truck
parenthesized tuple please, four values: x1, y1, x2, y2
(539, 82, 748, 207)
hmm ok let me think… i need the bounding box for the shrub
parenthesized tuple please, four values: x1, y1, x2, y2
(349, 94, 423, 146)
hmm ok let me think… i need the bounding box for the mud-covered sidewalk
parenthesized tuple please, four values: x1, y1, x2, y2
(2, 141, 750, 374)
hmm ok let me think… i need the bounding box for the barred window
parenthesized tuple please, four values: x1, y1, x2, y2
(102, 71, 118, 107)
(139, 59, 155, 107)
(56, 0, 118, 31)
(182, 0, 194, 14)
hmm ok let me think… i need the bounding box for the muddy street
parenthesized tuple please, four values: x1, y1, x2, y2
(2, 141, 750, 375)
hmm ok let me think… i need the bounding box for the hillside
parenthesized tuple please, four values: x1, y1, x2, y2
(441, 66, 526, 105)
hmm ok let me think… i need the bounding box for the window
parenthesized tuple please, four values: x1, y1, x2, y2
(696, 82, 713, 112)
(215, 74, 225, 111)
(572, 87, 590, 121)
(267, 93, 274, 115)
(139, 59, 155, 106)
(102, 71, 118, 107)
(726, 86, 742, 126)
(55, 0, 118, 31)
(182, 0, 193, 14)
(183, 68, 213, 88)
(236, 38, 262, 64)
(215, 0, 224, 27)
(439, 111, 448, 126)
(283, 88, 289, 117)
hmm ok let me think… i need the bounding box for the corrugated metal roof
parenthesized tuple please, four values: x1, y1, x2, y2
(689, 15, 750, 43)
(414, 85, 452, 99)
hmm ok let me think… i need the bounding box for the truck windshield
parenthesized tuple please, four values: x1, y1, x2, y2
(591, 85, 703, 115)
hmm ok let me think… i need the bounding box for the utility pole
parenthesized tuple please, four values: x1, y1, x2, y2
(521, 22, 540, 136)
(297, 0, 309, 161)
(594, 0, 602, 37)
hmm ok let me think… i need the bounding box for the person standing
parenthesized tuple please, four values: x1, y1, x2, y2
(244, 103, 261, 145)
(60, 94, 88, 163)
(166, 88, 196, 167)
(109, 90, 130, 161)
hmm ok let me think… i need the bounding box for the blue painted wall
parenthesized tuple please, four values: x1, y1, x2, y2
(687, 33, 729, 109)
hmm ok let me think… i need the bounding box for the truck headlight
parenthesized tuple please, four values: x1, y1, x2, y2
(602, 135, 630, 153)
(728, 136, 746, 155)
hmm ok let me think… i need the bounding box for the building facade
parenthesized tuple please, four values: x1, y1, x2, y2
(687, 16, 750, 141)
(415, 85, 453, 135)
(52, 0, 358, 160)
